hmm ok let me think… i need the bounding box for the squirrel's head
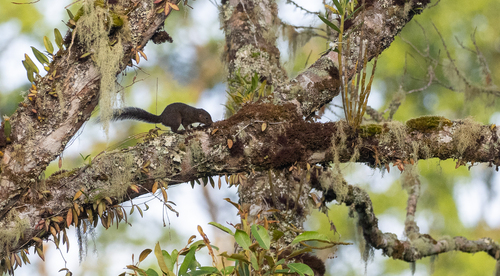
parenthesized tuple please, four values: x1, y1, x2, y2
(198, 109, 213, 125)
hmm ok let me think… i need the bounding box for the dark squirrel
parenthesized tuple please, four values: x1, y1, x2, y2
(111, 102, 213, 133)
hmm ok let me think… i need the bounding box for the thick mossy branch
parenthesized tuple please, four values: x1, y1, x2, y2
(2, 102, 499, 262)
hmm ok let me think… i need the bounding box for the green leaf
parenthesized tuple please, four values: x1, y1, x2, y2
(236, 261, 250, 276)
(188, 266, 219, 276)
(287, 263, 314, 276)
(258, 80, 267, 97)
(209, 222, 234, 236)
(271, 230, 284, 241)
(31, 47, 49, 65)
(154, 242, 171, 275)
(287, 247, 313, 259)
(43, 36, 54, 54)
(219, 252, 249, 264)
(251, 225, 270, 250)
(22, 60, 29, 71)
(318, 15, 341, 33)
(332, 0, 344, 15)
(3, 120, 11, 138)
(251, 72, 258, 90)
(54, 28, 64, 49)
(275, 258, 285, 266)
(234, 230, 252, 250)
(187, 240, 207, 252)
(220, 266, 234, 275)
(291, 231, 331, 244)
(160, 251, 173, 271)
(346, 5, 363, 20)
(26, 67, 34, 83)
(145, 269, 159, 276)
(24, 54, 39, 74)
(178, 246, 197, 276)
(66, 9, 74, 20)
(168, 249, 178, 270)
(250, 252, 259, 270)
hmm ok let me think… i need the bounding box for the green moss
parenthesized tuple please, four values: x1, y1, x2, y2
(358, 124, 383, 138)
(406, 116, 452, 133)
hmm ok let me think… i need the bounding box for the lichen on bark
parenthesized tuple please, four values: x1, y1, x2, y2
(76, 0, 126, 135)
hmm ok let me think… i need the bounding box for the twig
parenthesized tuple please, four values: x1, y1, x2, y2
(285, 0, 320, 15)
(11, 0, 40, 4)
(65, 0, 83, 9)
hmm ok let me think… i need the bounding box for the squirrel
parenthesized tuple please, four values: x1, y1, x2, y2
(110, 102, 213, 133)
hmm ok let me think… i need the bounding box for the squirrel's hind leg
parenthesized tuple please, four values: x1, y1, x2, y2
(170, 118, 182, 133)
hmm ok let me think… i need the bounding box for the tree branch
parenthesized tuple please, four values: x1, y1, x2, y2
(3, 109, 500, 258)
(329, 179, 500, 262)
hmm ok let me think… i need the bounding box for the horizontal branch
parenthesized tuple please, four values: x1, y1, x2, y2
(4, 105, 500, 256)
(338, 182, 500, 262)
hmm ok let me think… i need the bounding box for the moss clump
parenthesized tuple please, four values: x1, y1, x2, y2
(319, 168, 348, 203)
(358, 124, 383, 138)
(0, 210, 29, 253)
(452, 117, 484, 156)
(104, 152, 134, 198)
(406, 116, 452, 133)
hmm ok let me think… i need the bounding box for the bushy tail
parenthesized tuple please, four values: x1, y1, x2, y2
(111, 107, 161, 124)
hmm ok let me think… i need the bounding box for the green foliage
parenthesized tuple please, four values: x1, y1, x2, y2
(120, 200, 349, 276)
(225, 70, 273, 117)
(79, 153, 92, 165)
(21, 29, 65, 83)
(22, 54, 39, 83)
(43, 36, 54, 55)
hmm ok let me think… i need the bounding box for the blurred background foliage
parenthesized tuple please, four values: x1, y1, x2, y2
(1, 0, 499, 275)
